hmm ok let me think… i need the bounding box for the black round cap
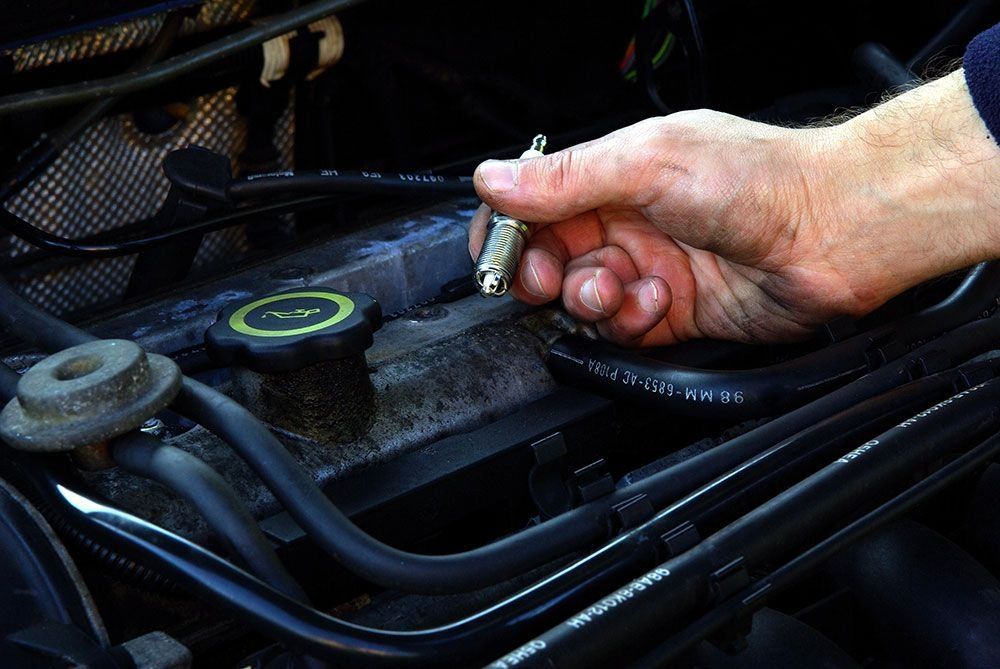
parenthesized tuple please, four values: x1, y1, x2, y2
(205, 287, 382, 373)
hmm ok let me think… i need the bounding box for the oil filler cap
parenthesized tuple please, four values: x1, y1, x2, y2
(205, 287, 382, 373)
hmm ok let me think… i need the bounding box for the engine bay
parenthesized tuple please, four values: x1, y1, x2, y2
(2, 1, 1000, 667)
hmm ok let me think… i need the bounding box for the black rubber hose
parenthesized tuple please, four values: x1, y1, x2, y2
(0, 359, 306, 603)
(619, 314, 1000, 506)
(825, 520, 1000, 668)
(0, 275, 993, 663)
(1, 269, 994, 661)
(633, 429, 1000, 669)
(0, 277, 94, 350)
(168, 341, 1000, 596)
(548, 262, 1000, 419)
(227, 171, 475, 201)
(0, 277, 607, 593)
(646, 363, 988, 533)
(0, 13, 184, 205)
(2, 273, 1000, 594)
(0, 170, 473, 258)
(500, 378, 1000, 668)
(109, 433, 308, 603)
(904, 262, 1000, 341)
(41, 379, 1000, 668)
(0, 0, 367, 117)
(173, 378, 598, 594)
(0, 364, 19, 400)
(0, 194, 338, 258)
(549, 333, 866, 419)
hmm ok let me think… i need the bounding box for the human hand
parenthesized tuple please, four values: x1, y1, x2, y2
(469, 70, 1000, 346)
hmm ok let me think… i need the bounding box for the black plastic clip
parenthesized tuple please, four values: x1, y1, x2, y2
(865, 337, 906, 370)
(822, 317, 859, 344)
(710, 557, 750, 602)
(704, 558, 756, 654)
(570, 459, 615, 504)
(958, 362, 997, 389)
(610, 493, 654, 532)
(527, 433, 572, 518)
(908, 347, 951, 379)
(709, 582, 772, 655)
(659, 521, 701, 559)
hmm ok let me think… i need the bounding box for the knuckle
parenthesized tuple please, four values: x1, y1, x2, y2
(536, 149, 578, 196)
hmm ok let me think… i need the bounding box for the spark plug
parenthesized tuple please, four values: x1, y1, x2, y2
(475, 134, 546, 297)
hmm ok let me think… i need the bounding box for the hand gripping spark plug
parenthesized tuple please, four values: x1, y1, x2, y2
(475, 135, 546, 297)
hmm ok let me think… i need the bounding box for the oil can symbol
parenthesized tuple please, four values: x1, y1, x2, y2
(262, 308, 322, 320)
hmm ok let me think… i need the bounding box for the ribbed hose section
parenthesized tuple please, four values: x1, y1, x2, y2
(11, 467, 179, 593)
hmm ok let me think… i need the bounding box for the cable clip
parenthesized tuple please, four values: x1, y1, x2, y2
(569, 459, 615, 505)
(527, 433, 572, 518)
(908, 348, 952, 379)
(610, 493, 654, 533)
(659, 521, 701, 559)
(709, 582, 772, 655)
(709, 557, 750, 602)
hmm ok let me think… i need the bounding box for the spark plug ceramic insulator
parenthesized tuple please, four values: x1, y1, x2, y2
(475, 134, 546, 297)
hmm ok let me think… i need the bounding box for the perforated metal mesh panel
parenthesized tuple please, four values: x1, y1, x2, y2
(6, 0, 256, 73)
(1, 1, 297, 316)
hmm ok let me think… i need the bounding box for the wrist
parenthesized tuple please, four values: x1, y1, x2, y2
(815, 70, 1000, 308)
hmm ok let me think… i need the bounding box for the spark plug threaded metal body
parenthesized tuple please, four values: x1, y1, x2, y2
(476, 214, 530, 296)
(475, 134, 546, 297)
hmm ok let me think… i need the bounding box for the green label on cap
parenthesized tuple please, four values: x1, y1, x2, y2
(229, 291, 355, 337)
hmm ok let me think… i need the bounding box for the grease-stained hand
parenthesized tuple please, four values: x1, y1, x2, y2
(469, 71, 1000, 347)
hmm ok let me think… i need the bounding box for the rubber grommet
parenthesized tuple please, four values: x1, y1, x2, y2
(0, 340, 182, 452)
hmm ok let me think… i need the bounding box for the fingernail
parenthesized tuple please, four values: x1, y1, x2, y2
(523, 258, 548, 299)
(480, 160, 517, 193)
(638, 280, 660, 314)
(580, 276, 605, 313)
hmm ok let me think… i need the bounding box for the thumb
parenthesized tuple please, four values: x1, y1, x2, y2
(473, 139, 641, 224)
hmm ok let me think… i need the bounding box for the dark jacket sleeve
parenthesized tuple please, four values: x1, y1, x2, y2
(965, 22, 1000, 143)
